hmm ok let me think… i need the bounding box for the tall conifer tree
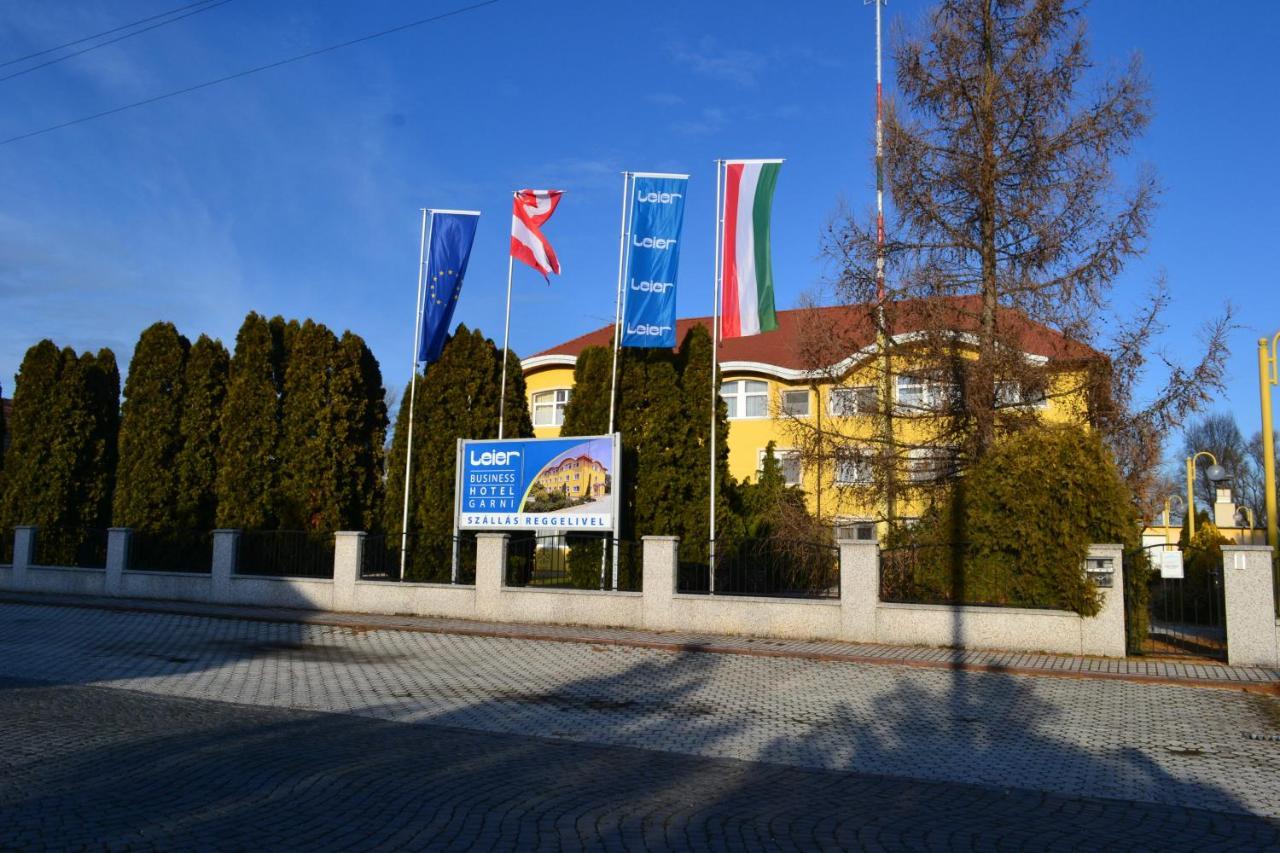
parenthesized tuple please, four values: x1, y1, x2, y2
(278, 320, 339, 530)
(216, 313, 281, 529)
(330, 332, 387, 531)
(384, 325, 532, 542)
(175, 335, 229, 531)
(559, 346, 611, 436)
(113, 323, 190, 532)
(0, 341, 68, 533)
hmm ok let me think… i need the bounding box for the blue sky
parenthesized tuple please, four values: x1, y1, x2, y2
(1, 0, 1277, 441)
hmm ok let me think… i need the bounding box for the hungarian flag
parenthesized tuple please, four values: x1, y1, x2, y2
(510, 189, 563, 279)
(720, 160, 781, 338)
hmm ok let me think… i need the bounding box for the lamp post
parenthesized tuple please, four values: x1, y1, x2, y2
(1162, 495, 1185, 546)
(1185, 451, 1228, 539)
(1259, 332, 1279, 552)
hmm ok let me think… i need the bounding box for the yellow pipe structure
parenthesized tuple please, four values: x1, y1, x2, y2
(1260, 333, 1280, 552)
(1186, 450, 1219, 539)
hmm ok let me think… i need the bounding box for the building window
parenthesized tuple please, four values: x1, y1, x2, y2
(722, 379, 768, 419)
(834, 520, 877, 542)
(759, 448, 802, 487)
(906, 447, 958, 483)
(780, 389, 810, 417)
(896, 375, 959, 412)
(532, 389, 571, 427)
(829, 385, 877, 416)
(996, 380, 1048, 409)
(834, 448, 873, 486)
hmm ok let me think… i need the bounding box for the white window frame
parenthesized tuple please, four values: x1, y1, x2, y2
(779, 388, 811, 418)
(532, 388, 571, 427)
(722, 379, 769, 420)
(758, 447, 802, 487)
(996, 380, 1048, 410)
(828, 385, 877, 417)
(834, 447, 874, 486)
(896, 374, 959, 412)
(906, 447, 959, 483)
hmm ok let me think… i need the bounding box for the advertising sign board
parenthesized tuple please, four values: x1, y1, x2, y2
(455, 434, 619, 531)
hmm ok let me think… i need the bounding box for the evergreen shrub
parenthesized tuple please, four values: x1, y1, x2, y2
(884, 425, 1146, 628)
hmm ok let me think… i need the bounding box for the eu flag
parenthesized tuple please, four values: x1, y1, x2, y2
(418, 211, 480, 364)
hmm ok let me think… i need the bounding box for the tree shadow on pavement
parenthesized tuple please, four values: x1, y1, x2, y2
(2, 620, 1279, 849)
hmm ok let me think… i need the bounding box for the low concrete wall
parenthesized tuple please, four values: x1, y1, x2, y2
(876, 602, 1084, 655)
(120, 571, 212, 603)
(20, 565, 108, 597)
(0, 525, 1147, 658)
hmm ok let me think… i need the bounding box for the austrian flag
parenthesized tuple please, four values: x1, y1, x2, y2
(510, 189, 564, 279)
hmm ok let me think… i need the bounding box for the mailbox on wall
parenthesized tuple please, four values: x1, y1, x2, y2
(1084, 556, 1115, 588)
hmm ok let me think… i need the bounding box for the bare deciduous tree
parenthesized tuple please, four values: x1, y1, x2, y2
(790, 0, 1231, 522)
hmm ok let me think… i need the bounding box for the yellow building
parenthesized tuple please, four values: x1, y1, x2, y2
(522, 296, 1097, 538)
(532, 453, 608, 501)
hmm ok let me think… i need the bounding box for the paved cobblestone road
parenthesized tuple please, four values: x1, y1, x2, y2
(1, 602, 1279, 849)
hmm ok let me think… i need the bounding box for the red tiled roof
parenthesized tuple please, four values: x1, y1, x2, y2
(527, 295, 1098, 370)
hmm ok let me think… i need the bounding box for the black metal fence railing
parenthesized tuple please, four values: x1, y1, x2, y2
(359, 532, 477, 585)
(504, 534, 642, 591)
(127, 529, 213, 573)
(1141, 542, 1226, 660)
(879, 542, 1025, 608)
(0, 529, 13, 565)
(236, 530, 335, 579)
(677, 538, 840, 599)
(31, 528, 109, 569)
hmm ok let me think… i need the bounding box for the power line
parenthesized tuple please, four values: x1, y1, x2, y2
(1, 1, 235, 84)
(1, 0, 501, 147)
(1, 1, 222, 69)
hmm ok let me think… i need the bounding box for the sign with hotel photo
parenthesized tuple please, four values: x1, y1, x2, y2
(455, 434, 619, 532)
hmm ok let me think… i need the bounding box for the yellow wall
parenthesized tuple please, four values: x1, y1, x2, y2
(525, 365, 575, 439)
(524, 351, 1091, 524)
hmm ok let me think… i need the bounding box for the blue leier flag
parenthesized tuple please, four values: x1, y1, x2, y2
(621, 174, 688, 348)
(418, 210, 480, 364)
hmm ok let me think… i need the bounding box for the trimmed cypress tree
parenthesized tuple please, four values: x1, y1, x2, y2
(383, 325, 533, 565)
(329, 331, 387, 531)
(216, 313, 281, 529)
(673, 325, 736, 557)
(0, 341, 69, 533)
(112, 323, 191, 532)
(175, 335, 229, 532)
(67, 349, 120, 535)
(277, 320, 339, 531)
(560, 346, 612, 436)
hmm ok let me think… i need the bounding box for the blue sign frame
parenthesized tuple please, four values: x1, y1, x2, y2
(454, 434, 620, 532)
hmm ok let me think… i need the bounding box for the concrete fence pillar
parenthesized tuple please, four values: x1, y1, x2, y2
(475, 533, 508, 621)
(839, 541, 879, 643)
(211, 529, 240, 603)
(1081, 543, 1126, 657)
(332, 531, 365, 612)
(11, 526, 36, 589)
(641, 536, 679, 631)
(1222, 545, 1279, 668)
(105, 528, 131, 596)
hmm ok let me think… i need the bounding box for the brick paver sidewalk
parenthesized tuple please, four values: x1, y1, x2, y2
(2, 589, 1276, 688)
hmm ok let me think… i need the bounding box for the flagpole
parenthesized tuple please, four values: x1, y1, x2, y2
(607, 172, 632, 437)
(400, 208, 432, 577)
(709, 160, 724, 594)
(498, 192, 516, 440)
(604, 172, 632, 590)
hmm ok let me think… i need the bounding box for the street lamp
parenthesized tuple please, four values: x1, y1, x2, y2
(1259, 332, 1279, 552)
(1161, 495, 1185, 546)
(1185, 450, 1229, 539)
